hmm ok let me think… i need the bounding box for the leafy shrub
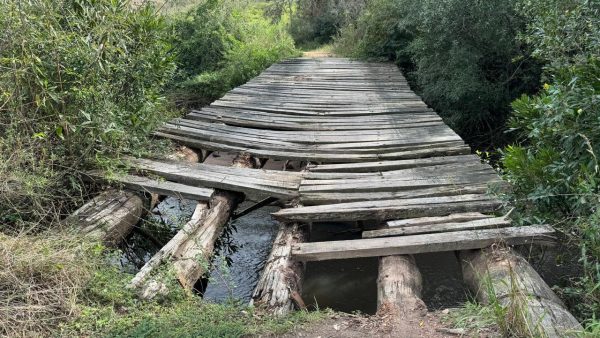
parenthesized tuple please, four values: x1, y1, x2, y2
(334, 0, 542, 149)
(292, 0, 367, 47)
(502, 0, 600, 321)
(0, 0, 176, 230)
(170, 0, 299, 106)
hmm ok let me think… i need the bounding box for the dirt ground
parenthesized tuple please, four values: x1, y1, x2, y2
(274, 309, 500, 338)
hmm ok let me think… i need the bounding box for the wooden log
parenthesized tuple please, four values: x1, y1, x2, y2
(129, 154, 256, 298)
(250, 222, 306, 316)
(460, 248, 583, 337)
(64, 190, 147, 246)
(378, 255, 426, 316)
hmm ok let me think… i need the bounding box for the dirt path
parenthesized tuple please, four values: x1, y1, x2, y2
(302, 45, 336, 58)
(274, 310, 500, 338)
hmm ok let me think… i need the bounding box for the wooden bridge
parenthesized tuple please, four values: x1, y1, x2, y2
(86, 57, 584, 335)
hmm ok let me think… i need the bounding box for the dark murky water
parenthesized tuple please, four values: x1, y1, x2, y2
(203, 202, 279, 302)
(301, 223, 468, 314)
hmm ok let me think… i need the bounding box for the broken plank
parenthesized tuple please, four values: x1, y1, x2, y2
(292, 225, 555, 261)
(387, 212, 492, 228)
(273, 195, 503, 222)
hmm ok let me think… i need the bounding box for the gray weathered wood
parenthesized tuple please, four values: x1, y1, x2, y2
(292, 225, 555, 261)
(251, 222, 306, 316)
(363, 217, 511, 238)
(273, 194, 502, 222)
(387, 212, 492, 228)
(65, 190, 146, 246)
(86, 171, 215, 201)
(461, 248, 582, 337)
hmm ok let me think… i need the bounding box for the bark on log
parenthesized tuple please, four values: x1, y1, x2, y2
(250, 222, 306, 316)
(460, 248, 583, 337)
(377, 255, 426, 315)
(67, 146, 202, 246)
(65, 190, 147, 246)
(129, 153, 255, 298)
(376, 255, 427, 337)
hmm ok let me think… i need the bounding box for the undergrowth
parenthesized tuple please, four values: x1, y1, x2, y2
(0, 232, 324, 337)
(169, 0, 300, 106)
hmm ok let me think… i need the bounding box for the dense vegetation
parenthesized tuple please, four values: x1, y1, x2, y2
(0, 0, 299, 336)
(0, 0, 177, 231)
(2, 0, 599, 336)
(171, 0, 298, 106)
(325, 0, 600, 331)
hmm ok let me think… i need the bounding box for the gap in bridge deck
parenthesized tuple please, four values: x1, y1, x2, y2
(301, 222, 469, 314)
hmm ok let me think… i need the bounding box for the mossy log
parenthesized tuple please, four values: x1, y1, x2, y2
(129, 153, 255, 298)
(460, 248, 583, 338)
(250, 222, 306, 316)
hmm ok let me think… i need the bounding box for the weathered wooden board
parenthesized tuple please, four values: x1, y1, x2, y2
(273, 194, 503, 222)
(86, 171, 215, 201)
(387, 212, 492, 227)
(363, 217, 511, 238)
(128, 157, 300, 199)
(292, 225, 555, 261)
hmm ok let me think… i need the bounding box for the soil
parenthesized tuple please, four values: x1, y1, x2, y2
(269, 310, 500, 338)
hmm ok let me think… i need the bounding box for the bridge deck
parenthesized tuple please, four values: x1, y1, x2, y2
(98, 57, 554, 259)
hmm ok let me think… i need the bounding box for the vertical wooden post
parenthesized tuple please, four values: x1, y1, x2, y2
(377, 255, 426, 315)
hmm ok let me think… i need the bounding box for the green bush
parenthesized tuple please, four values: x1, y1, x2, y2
(0, 0, 176, 230)
(502, 0, 600, 322)
(170, 0, 299, 106)
(290, 0, 367, 48)
(334, 0, 541, 148)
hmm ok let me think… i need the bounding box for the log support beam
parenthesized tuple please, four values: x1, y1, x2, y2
(251, 222, 306, 316)
(460, 248, 583, 337)
(65, 190, 148, 246)
(377, 255, 426, 315)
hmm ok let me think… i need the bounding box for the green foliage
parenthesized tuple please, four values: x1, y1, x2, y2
(0, 0, 177, 230)
(290, 0, 367, 47)
(334, 0, 542, 148)
(502, 0, 600, 325)
(170, 0, 299, 106)
(443, 301, 498, 335)
(62, 257, 324, 337)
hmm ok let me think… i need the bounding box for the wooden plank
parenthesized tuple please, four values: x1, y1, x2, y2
(363, 217, 511, 238)
(128, 158, 299, 199)
(86, 171, 215, 201)
(273, 194, 503, 222)
(387, 212, 492, 227)
(292, 225, 555, 261)
(299, 184, 490, 205)
(306, 155, 480, 173)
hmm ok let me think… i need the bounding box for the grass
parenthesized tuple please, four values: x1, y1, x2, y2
(0, 231, 325, 337)
(443, 301, 498, 335)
